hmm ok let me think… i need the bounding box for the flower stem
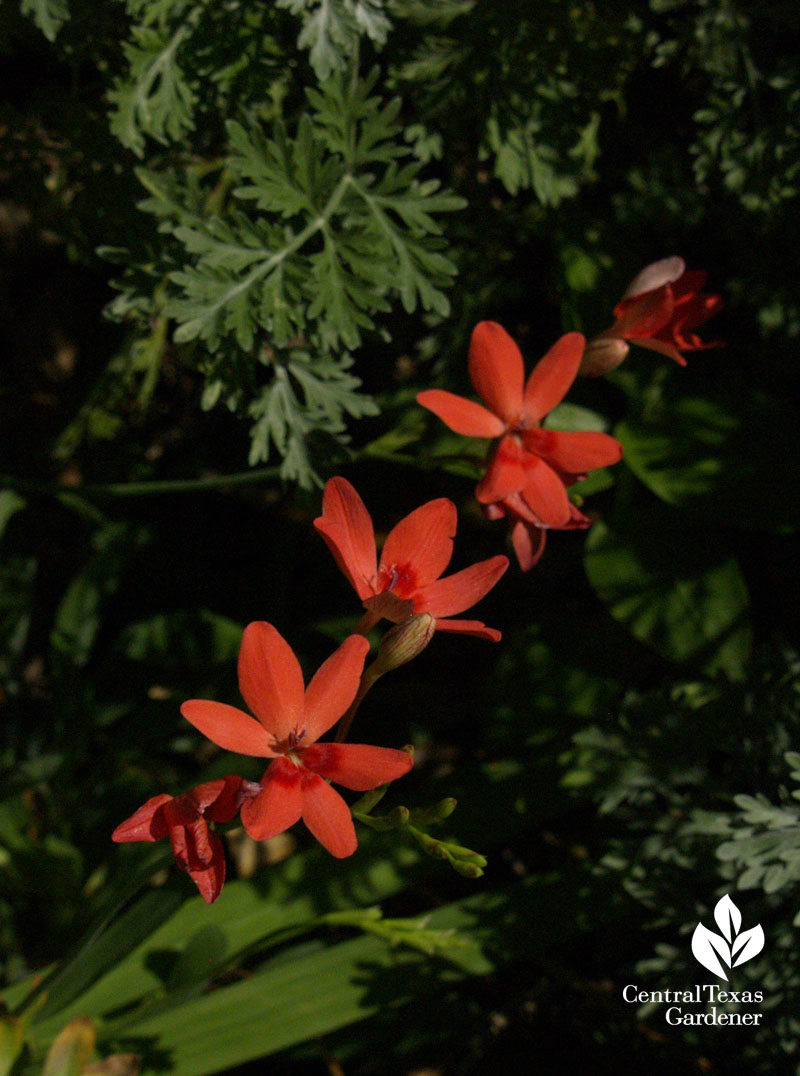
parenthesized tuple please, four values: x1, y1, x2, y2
(335, 664, 381, 743)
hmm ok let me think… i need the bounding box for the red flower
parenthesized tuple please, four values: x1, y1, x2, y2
(112, 775, 253, 903)
(417, 322, 622, 529)
(180, 624, 412, 859)
(314, 477, 508, 642)
(485, 490, 590, 572)
(581, 256, 723, 374)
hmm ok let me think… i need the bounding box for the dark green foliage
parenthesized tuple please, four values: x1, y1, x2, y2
(3, 0, 800, 1073)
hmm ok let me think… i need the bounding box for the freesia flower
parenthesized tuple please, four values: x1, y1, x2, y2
(112, 775, 255, 903)
(314, 477, 508, 642)
(180, 623, 412, 859)
(417, 322, 622, 530)
(581, 256, 723, 374)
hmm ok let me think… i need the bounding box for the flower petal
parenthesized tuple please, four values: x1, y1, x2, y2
(468, 321, 525, 422)
(300, 771, 357, 858)
(363, 591, 416, 623)
(621, 256, 685, 300)
(612, 288, 674, 339)
(112, 795, 172, 843)
(302, 742, 413, 791)
(180, 700, 277, 757)
(240, 758, 303, 841)
(670, 268, 706, 301)
(164, 812, 213, 869)
(511, 520, 546, 571)
(522, 333, 585, 421)
(238, 622, 305, 740)
(524, 429, 623, 474)
(520, 458, 573, 527)
(313, 478, 378, 601)
(186, 833, 226, 904)
(416, 390, 506, 438)
(303, 634, 370, 743)
(190, 776, 246, 822)
(434, 619, 501, 642)
(414, 555, 508, 618)
(379, 498, 457, 588)
(475, 437, 530, 503)
(630, 335, 687, 366)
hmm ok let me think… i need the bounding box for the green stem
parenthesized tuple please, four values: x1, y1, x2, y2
(0, 467, 281, 502)
(335, 663, 382, 744)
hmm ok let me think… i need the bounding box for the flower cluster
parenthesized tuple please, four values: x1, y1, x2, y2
(114, 485, 508, 902)
(114, 255, 722, 899)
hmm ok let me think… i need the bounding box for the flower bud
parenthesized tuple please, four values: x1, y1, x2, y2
(579, 335, 630, 377)
(372, 613, 436, 676)
(453, 860, 484, 879)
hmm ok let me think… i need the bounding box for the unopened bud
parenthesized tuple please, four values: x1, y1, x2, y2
(372, 613, 436, 676)
(579, 335, 630, 377)
(411, 797, 457, 825)
(453, 861, 484, 879)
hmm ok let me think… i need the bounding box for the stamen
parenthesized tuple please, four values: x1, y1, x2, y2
(288, 727, 305, 750)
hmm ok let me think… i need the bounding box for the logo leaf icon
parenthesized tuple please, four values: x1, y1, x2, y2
(714, 894, 742, 942)
(691, 923, 731, 980)
(732, 924, 765, 967)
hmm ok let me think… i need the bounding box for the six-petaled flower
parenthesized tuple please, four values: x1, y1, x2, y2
(314, 477, 509, 641)
(581, 256, 723, 374)
(180, 623, 413, 859)
(417, 321, 623, 540)
(112, 776, 256, 904)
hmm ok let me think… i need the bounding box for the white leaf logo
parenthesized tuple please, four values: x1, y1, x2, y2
(714, 893, 741, 941)
(732, 924, 765, 966)
(691, 923, 731, 980)
(691, 895, 764, 980)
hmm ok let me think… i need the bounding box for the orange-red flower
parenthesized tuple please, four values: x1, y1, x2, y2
(417, 322, 622, 530)
(314, 477, 508, 642)
(180, 623, 412, 859)
(112, 775, 254, 903)
(581, 256, 723, 374)
(485, 491, 590, 572)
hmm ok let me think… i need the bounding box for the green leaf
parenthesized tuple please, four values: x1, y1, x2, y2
(278, 0, 392, 81)
(584, 508, 752, 678)
(544, 402, 609, 433)
(0, 491, 25, 536)
(109, 16, 198, 157)
(30, 880, 182, 1024)
(50, 525, 146, 667)
(616, 393, 800, 533)
(19, 0, 68, 41)
(86, 872, 617, 1076)
(166, 82, 462, 355)
(115, 610, 244, 669)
